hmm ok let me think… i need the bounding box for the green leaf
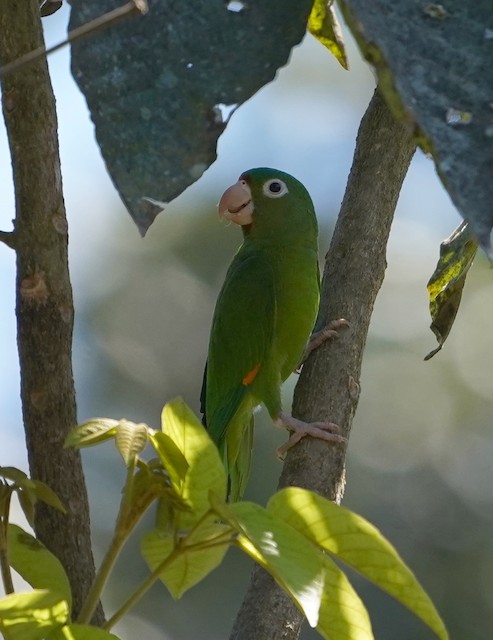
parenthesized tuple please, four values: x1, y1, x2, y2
(7, 524, 72, 611)
(27, 480, 66, 513)
(308, 0, 348, 69)
(0, 470, 64, 515)
(268, 488, 448, 640)
(114, 420, 149, 466)
(148, 431, 189, 490)
(0, 466, 28, 485)
(0, 589, 69, 640)
(46, 623, 121, 640)
(316, 556, 373, 640)
(213, 499, 370, 633)
(425, 222, 477, 360)
(141, 514, 230, 599)
(122, 460, 189, 532)
(64, 419, 119, 449)
(160, 398, 227, 527)
(16, 488, 35, 527)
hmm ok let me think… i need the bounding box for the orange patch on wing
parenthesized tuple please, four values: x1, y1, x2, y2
(242, 363, 261, 386)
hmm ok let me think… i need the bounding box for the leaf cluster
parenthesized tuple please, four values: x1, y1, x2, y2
(0, 400, 447, 640)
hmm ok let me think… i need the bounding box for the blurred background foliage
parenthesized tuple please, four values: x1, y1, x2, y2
(1, 5, 492, 640)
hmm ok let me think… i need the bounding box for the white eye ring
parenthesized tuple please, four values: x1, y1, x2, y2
(262, 178, 289, 198)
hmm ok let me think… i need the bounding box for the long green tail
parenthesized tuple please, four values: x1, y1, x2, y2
(224, 415, 254, 502)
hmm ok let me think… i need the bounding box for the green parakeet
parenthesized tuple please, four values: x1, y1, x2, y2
(201, 168, 343, 501)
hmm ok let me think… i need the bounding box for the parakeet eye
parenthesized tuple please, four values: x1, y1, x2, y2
(262, 179, 288, 198)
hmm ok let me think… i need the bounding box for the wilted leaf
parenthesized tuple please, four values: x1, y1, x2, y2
(338, 0, 493, 255)
(214, 499, 370, 633)
(64, 419, 119, 449)
(425, 222, 477, 359)
(160, 398, 226, 527)
(308, 0, 348, 68)
(141, 514, 230, 599)
(46, 623, 121, 640)
(69, 0, 314, 234)
(0, 589, 69, 640)
(115, 420, 149, 466)
(268, 487, 448, 640)
(7, 524, 72, 611)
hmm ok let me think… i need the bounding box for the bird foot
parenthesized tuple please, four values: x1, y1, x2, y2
(297, 318, 349, 372)
(275, 411, 346, 459)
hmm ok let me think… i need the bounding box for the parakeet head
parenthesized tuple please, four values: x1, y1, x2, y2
(218, 168, 318, 242)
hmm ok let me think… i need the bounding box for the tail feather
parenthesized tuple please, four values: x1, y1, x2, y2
(201, 360, 254, 500)
(200, 362, 208, 426)
(224, 415, 254, 502)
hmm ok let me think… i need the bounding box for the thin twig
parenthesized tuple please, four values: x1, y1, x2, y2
(0, 0, 149, 80)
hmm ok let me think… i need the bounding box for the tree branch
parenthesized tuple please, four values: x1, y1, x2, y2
(0, 230, 16, 250)
(0, 1, 103, 623)
(230, 88, 417, 640)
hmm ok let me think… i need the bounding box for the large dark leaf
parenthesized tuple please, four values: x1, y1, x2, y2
(338, 0, 493, 256)
(69, 0, 313, 235)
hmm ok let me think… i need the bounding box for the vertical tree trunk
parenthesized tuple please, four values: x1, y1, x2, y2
(230, 88, 416, 640)
(0, 1, 103, 623)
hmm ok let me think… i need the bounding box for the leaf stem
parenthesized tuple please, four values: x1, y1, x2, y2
(104, 537, 232, 630)
(103, 547, 180, 630)
(77, 460, 138, 624)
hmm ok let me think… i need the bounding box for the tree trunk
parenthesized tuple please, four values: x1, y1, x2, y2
(230, 88, 416, 640)
(0, 1, 103, 623)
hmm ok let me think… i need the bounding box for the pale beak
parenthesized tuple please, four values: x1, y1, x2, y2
(217, 180, 254, 225)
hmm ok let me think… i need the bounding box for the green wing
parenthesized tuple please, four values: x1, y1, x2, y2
(203, 248, 276, 447)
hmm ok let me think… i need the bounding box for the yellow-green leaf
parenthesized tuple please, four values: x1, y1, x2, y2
(160, 398, 226, 527)
(0, 466, 28, 485)
(148, 431, 189, 490)
(64, 419, 119, 449)
(28, 480, 66, 513)
(0, 589, 69, 640)
(46, 623, 121, 640)
(308, 0, 348, 69)
(214, 499, 370, 633)
(114, 420, 149, 466)
(123, 460, 189, 532)
(7, 524, 72, 611)
(317, 555, 373, 640)
(16, 488, 35, 527)
(268, 488, 448, 640)
(141, 514, 230, 599)
(425, 221, 477, 360)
